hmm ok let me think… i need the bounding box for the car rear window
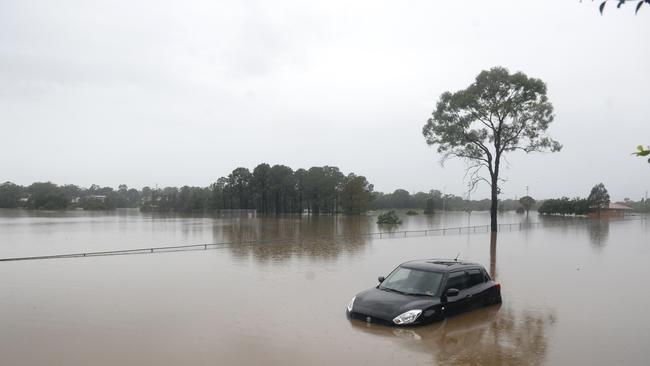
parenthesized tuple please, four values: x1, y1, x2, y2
(445, 271, 468, 290)
(467, 269, 485, 287)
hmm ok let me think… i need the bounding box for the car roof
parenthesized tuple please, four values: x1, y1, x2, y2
(399, 259, 484, 273)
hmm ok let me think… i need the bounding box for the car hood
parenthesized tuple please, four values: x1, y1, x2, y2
(353, 287, 439, 321)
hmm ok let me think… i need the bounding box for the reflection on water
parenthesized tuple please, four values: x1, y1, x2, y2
(349, 305, 556, 366)
(221, 215, 371, 262)
(587, 219, 610, 248)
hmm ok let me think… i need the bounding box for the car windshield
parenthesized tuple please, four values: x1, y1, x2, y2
(379, 267, 443, 296)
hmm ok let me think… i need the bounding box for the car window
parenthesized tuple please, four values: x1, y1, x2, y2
(482, 269, 491, 282)
(445, 271, 468, 291)
(467, 269, 485, 287)
(380, 267, 443, 296)
(386, 267, 410, 283)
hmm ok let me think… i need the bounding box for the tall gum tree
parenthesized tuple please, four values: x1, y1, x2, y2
(422, 66, 562, 232)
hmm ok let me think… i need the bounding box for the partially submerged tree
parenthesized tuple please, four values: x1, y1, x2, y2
(377, 210, 402, 225)
(588, 183, 610, 217)
(423, 67, 561, 232)
(519, 196, 536, 216)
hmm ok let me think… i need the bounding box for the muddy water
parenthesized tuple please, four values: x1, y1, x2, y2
(0, 210, 648, 365)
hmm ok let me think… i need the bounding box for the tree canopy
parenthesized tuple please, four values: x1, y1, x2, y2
(519, 196, 536, 215)
(588, 183, 611, 213)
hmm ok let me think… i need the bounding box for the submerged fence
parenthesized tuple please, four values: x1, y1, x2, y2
(0, 217, 643, 262)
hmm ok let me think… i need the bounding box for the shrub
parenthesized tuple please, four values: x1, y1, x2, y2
(377, 210, 402, 224)
(406, 210, 419, 215)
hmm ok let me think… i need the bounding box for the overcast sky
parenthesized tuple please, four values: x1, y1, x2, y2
(1, 0, 649, 200)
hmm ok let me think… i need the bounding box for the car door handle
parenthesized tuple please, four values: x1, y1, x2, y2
(465, 294, 472, 298)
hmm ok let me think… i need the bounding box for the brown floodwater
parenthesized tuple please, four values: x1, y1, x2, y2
(0, 209, 648, 365)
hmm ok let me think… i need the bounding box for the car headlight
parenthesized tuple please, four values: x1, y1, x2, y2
(393, 309, 422, 325)
(346, 296, 356, 312)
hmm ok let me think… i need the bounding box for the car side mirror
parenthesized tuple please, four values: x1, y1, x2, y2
(445, 288, 460, 297)
(378, 276, 385, 283)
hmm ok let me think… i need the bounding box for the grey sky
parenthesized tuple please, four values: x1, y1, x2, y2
(1, 0, 649, 200)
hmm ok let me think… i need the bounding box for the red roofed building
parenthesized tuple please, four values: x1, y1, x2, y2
(588, 202, 633, 219)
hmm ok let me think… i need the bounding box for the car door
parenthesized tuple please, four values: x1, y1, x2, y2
(442, 271, 470, 315)
(465, 268, 490, 308)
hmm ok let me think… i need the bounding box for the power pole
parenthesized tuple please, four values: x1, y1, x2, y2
(526, 185, 529, 197)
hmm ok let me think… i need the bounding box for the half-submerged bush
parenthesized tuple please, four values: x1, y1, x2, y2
(406, 210, 419, 215)
(377, 210, 402, 224)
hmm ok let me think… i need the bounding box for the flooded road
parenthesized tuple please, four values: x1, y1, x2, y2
(0, 210, 648, 365)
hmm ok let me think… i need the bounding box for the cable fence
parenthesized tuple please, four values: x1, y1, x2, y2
(0, 216, 644, 262)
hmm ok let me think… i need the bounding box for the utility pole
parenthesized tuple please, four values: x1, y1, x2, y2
(526, 185, 529, 197)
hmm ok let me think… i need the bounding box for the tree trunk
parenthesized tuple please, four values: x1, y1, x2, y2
(489, 232, 498, 279)
(490, 176, 498, 232)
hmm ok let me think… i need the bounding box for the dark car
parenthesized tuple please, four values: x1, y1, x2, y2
(346, 259, 501, 326)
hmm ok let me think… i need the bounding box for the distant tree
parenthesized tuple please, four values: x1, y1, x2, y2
(269, 165, 295, 214)
(303, 166, 344, 214)
(251, 163, 271, 213)
(423, 66, 561, 232)
(0, 182, 23, 208)
(391, 189, 411, 208)
(340, 173, 374, 214)
(424, 198, 435, 214)
(588, 183, 610, 217)
(228, 167, 252, 209)
(294, 168, 307, 213)
(26, 182, 69, 210)
(209, 177, 228, 209)
(126, 188, 140, 207)
(519, 196, 536, 216)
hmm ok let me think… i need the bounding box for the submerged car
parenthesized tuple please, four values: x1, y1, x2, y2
(346, 259, 501, 326)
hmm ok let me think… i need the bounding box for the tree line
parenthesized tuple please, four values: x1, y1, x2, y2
(371, 189, 527, 212)
(3, 176, 645, 216)
(0, 164, 374, 215)
(535, 183, 640, 216)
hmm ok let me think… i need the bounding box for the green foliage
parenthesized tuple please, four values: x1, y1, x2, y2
(620, 198, 650, 213)
(519, 196, 536, 214)
(538, 197, 590, 216)
(26, 182, 69, 210)
(633, 145, 650, 163)
(406, 210, 419, 215)
(377, 210, 402, 225)
(424, 198, 435, 214)
(373, 189, 441, 210)
(339, 174, 374, 215)
(422, 67, 561, 231)
(0, 182, 23, 208)
(591, 0, 650, 15)
(588, 183, 610, 212)
(81, 198, 109, 210)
